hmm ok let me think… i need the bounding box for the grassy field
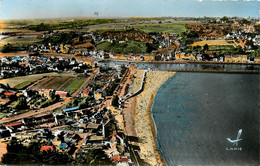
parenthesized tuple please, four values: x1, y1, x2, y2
(1, 18, 116, 29)
(191, 39, 238, 47)
(25, 19, 116, 31)
(0, 72, 77, 88)
(0, 113, 7, 119)
(96, 41, 147, 54)
(1, 18, 200, 36)
(0, 35, 42, 47)
(134, 24, 187, 34)
(64, 77, 86, 93)
(14, 81, 33, 89)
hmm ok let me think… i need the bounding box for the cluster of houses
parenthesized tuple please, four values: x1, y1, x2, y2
(93, 50, 260, 63)
(185, 22, 257, 39)
(0, 103, 132, 163)
(0, 86, 69, 112)
(0, 20, 259, 164)
(0, 55, 93, 79)
(0, 63, 138, 164)
(23, 24, 260, 65)
(0, 94, 133, 165)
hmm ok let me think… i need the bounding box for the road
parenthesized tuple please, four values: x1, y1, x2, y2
(0, 68, 99, 125)
(114, 65, 137, 136)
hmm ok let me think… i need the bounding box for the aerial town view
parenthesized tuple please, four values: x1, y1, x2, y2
(0, 0, 259, 165)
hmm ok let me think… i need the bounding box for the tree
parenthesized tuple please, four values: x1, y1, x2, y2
(111, 95, 119, 107)
(73, 149, 112, 165)
(240, 19, 251, 25)
(2, 140, 73, 165)
(14, 96, 28, 110)
(79, 98, 89, 109)
(1, 43, 13, 53)
(6, 84, 10, 89)
(146, 42, 159, 53)
(40, 91, 60, 108)
(71, 98, 79, 107)
(220, 16, 229, 22)
(251, 49, 260, 57)
(203, 44, 209, 52)
(2, 139, 37, 164)
(49, 90, 56, 100)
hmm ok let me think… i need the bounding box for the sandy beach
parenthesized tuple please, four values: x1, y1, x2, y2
(134, 70, 175, 166)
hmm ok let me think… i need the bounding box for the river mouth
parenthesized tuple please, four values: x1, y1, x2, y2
(152, 72, 259, 166)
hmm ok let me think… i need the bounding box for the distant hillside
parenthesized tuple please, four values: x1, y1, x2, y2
(101, 29, 154, 43)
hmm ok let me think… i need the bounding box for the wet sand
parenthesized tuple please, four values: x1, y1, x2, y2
(135, 70, 175, 166)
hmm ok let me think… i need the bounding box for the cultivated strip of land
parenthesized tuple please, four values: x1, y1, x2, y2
(0, 72, 76, 88)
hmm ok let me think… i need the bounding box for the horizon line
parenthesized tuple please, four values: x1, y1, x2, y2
(1, 16, 259, 21)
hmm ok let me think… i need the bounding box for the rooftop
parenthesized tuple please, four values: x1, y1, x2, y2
(86, 123, 100, 129)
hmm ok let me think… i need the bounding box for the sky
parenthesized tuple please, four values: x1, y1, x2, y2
(0, 0, 259, 20)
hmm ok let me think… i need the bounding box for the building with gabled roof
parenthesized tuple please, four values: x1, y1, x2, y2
(40, 145, 54, 152)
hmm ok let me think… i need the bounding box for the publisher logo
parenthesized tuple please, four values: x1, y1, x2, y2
(226, 129, 243, 151)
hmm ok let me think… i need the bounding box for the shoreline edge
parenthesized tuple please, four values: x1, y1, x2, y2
(134, 70, 175, 166)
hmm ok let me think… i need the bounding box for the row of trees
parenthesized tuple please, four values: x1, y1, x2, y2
(1, 43, 28, 53)
(40, 91, 60, 108)
(2, 139, 72, 165)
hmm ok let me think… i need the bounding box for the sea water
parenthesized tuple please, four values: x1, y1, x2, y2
(152, 73, 259, 166)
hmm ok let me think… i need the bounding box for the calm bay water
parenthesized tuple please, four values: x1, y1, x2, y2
(152, 73, 259, 166)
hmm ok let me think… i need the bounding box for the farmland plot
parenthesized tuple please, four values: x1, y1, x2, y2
(29, 76, 75, 91)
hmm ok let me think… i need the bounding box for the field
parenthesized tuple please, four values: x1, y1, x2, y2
(0, 35, 42, 47)
(26, 19, 116, 31)
(1, 18, 116, 30)
(29, 76, 75, 91)
(134, 24, 187, 34)
(64, 77, 86, 93)
(1, 18, 195, 34)
(190, 39, 239, 47)
(0, 72, 76, 88)
(0, 113, 7, 119)
(96, 41, 147, 54)
(14, 81, 33, 89)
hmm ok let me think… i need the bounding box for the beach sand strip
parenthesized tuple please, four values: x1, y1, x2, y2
(135, 70, 175, 166)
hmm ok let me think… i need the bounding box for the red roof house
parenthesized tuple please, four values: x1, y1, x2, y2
(3, 92, 15, 97)
(110, 154, 129, 162)
(5, 121, 23, 128)
(55, 91, 68, 97)
(40, 146, 54, 152)
(38, 89, 51, 93)
(82, 87, 92, 97)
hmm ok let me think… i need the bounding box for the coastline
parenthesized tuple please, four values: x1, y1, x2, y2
(134, 70, 175, 166)
(100, 59, 260, 65)
(148, 94, 166, 166)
